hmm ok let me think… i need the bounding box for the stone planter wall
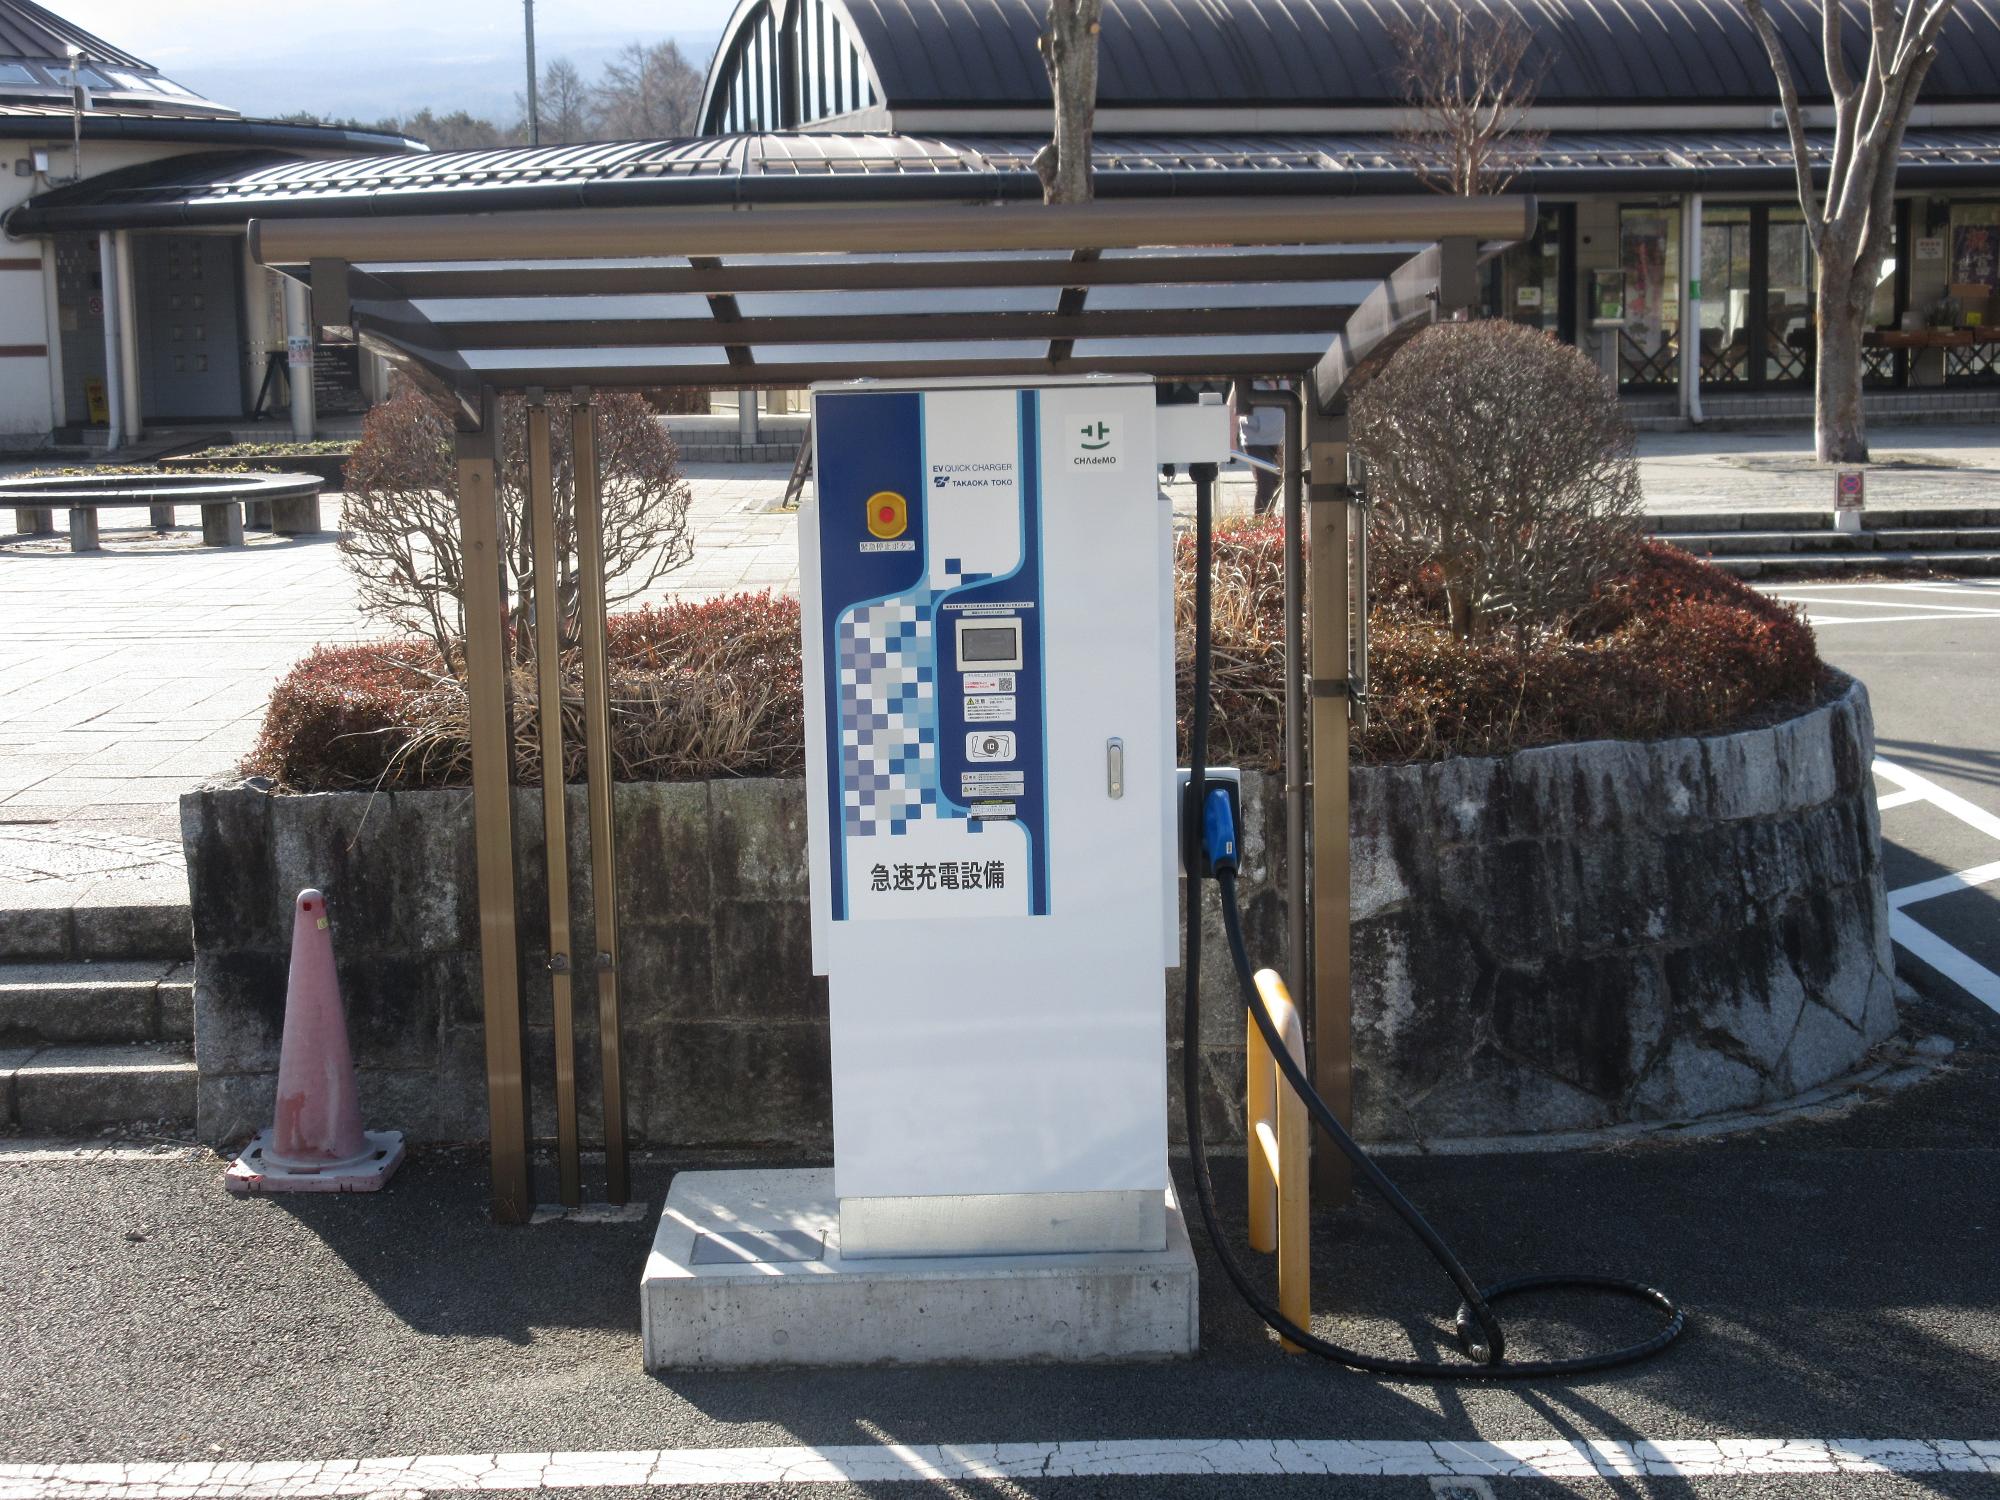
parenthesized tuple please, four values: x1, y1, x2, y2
(181, 676, 1895, 1149)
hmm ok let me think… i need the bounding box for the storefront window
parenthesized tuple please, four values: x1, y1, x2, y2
(1765, 208, 1816, 383)
(1484, 207, 1566, 337)
(1699, 206, 1753, 384)
(1618, 206, 1679, 387)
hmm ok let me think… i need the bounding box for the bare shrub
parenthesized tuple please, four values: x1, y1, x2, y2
(1352, 320, 1644, 641)
(339, 387, 694, 674)
(1391, 0, 1546, 196)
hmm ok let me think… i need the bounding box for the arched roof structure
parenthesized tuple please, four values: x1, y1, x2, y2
(699, 0, 2000, 134)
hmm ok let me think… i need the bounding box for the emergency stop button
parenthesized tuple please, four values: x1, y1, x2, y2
(866, 490, 909, 539)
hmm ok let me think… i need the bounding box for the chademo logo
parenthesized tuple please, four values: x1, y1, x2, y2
(1067, 413, 1122, 468)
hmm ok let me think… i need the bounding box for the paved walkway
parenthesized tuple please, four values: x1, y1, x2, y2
(3, 425, 1998, 911)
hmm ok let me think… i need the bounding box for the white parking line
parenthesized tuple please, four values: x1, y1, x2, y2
(1875, 758, 2000, 843)
(1769, 597, 2000, 614)
(1890, 859, 2000, 909)
(1875, 758, 2000, 1014)
(1875, 788, 1927, 811)
(1806, 613, 2000, 625)
(1, 1439, 1997, 1494)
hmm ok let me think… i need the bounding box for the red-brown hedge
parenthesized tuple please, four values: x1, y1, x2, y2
(246, 535, 1824, 789)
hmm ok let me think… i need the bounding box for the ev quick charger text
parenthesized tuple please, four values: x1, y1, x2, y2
(813, 388, 1054, 922)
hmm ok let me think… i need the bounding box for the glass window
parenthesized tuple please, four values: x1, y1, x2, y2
(1700, 206, 1753, 384)
(0, 62, 37, 85)
(1765, 208, 1816, 383)
(1619, 207, 1679, 387)
(1485, 207, 1562, 334)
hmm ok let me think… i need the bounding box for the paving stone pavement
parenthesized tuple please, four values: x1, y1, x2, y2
(3, 425, 1996, 912)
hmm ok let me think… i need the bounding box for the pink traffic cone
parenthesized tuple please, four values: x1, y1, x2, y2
(225, 889, 405, 1195)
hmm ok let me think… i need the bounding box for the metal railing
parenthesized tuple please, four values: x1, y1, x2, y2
(1246, 967, 1311, 1352)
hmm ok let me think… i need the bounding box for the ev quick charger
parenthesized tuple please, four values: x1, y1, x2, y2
(801, 377, 1219, 1259)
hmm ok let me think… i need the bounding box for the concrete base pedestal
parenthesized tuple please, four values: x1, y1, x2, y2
(642, 1168, 1198, 1370)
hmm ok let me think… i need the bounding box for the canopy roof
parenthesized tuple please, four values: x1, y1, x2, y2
(11, 129, 2000, 237)
(251, 192, 1533, 419)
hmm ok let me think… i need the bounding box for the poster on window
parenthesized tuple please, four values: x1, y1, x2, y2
(1954, 224, 1999, 286)
(1623, 215, 1671, 343)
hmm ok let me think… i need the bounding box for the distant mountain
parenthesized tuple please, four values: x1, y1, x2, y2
(169, 28, 720, 128)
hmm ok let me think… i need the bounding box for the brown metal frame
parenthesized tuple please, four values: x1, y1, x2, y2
(250, 190, 1522, 1222)
(572, 392, 631, 1205)
(452, 397, 532, 1223)
(526, 396, 583, 1207)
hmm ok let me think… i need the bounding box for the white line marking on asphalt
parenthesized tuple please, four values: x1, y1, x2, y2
(1875, 788, 1927, 811)
(1768, 596, 2000, 613)
(1762, 581, 2000, 596)
(2, 1439, 1998, 1494)
(1890, 859, 2000, 909)
(1889, 912, 2000, 1013)
(1872, 760, 2000, 1015)
(1874, 758, 2000, 843)
(1806, 611, 2000, 625)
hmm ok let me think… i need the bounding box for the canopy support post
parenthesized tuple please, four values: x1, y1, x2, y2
(527, 393, 582, 1209)
(456, 392, 533, 1223)
(572, 389, 630, 1204)
(1305, 390, 1355, 1207)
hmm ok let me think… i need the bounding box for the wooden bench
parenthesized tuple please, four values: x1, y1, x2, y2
(2, 472, 324, 553)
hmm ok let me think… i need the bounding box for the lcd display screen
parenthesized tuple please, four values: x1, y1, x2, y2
(960, 626, 1019, 663)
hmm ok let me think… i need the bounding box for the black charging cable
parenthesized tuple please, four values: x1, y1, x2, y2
(1179, 460, 1687, 1378)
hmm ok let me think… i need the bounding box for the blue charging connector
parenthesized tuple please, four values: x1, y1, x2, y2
(1203, 786, 1238, 875)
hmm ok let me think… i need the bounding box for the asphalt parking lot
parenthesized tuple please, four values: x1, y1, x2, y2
(4, 552, 1999, 1500)
(1759, 579, 2000, 1016)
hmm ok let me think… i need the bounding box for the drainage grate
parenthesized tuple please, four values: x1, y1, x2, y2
(1429, 1481, 1497, 1500)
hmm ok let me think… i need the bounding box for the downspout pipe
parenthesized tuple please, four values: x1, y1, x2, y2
(1681, 192, 1705, 426)
(97, 231, 125, 450)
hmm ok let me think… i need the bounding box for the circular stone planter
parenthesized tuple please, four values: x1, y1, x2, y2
(1339, 672, 1896, 1140)
(2, 470, 324, 549)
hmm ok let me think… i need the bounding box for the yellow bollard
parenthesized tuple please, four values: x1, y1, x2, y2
(1247, 968, 1311, 1352)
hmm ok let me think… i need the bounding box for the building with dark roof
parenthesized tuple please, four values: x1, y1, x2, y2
(5, 0, 2000, 441)
(0, 0, 419, 446)
(698, 0, 2000, 420)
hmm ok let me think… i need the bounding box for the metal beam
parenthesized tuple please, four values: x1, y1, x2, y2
(449, 350, 1328, 390)
(366, 251, 1414, 300)
(1304, 396, 1354, 1207)
(418, 304, 1355, 350)
(251, 195, 1538, 266)
(527, 396, 582, 1209)
(455, 395, 532, 1224)
(571, 393, 629, 1205)
(1312, 237, 1482, 411)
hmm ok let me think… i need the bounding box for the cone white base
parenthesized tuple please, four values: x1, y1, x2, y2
(225, 1129, 406, 1195)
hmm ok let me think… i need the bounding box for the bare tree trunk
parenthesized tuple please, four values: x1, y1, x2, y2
(1814, 256, 1870, 464)
(1034, 0, 1102, 204)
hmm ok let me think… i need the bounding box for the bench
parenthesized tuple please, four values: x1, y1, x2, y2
(1, 472, 325, 553)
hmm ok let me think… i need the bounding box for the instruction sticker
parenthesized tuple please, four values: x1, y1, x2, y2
(962, 672, 1016, 694)
(961, 771, 1025, 797)
(969, 800, 1017, 820)
(965, 694, 1016, 722)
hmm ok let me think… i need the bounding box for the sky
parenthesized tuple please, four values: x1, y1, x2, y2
(68, 0, 736, 120)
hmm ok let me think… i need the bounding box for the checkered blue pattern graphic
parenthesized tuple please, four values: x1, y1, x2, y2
(839, 598, 937, 836)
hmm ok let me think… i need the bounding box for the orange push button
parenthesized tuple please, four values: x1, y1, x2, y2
(866, 490, 908, 539)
